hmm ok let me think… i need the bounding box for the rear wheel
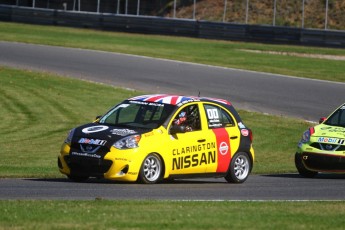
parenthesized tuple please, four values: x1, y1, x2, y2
(225, 152, 251, 183)
(295, 153, 318, 178)
(138, 153, 163, 184)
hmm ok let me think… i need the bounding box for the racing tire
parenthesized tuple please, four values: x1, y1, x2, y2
(225, 152, 251, 183)
(138, 153, 163, 184)
(67, 174, 89, 182)
(295, 153, 318, 178)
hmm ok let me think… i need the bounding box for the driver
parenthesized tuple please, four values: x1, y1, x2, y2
(174, 111, 192, 131)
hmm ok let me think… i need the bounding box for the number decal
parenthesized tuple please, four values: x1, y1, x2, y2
(207, 109, 219, 119)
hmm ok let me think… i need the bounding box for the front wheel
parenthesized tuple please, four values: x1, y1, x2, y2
(138, 153, 163, 184)
(225, 152, 251, 183)
(295, 153, 318, 178)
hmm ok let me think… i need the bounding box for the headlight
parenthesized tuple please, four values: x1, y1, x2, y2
(301, 130, 311, 143)
(64, 128, 75, 144)
(300, 127, 314, 143)
(113, 135, 141, 149)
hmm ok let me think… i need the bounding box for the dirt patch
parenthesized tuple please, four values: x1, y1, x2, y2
(240, 49, 345, 61)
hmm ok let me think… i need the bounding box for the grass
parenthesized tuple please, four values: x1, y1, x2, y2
(0, 67, 140, 178)
(0, 66, 310, 178)
(0, 22, 343, 229)
(1, 200, 345, 230)
(1, 22, 345, 82)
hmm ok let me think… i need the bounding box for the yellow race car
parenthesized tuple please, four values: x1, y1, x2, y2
(295, 103, 345, 177)
(58, 94, 254, 184)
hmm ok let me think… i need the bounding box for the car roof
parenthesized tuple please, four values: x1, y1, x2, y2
(128, 94, 232, 106)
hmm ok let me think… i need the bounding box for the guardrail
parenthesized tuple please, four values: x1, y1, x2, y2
(1, 4, 345, 48)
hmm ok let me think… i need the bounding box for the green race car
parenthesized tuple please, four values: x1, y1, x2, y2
(295, 103, 345, 177)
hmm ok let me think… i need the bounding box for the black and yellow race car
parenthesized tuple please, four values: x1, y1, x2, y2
(58, 94, 254, 183)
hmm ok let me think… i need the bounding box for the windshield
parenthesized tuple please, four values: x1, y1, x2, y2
(324, 105, 345, 127)
(99, 100, 175, 129)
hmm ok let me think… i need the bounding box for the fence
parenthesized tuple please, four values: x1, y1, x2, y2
(1, 4, 345, 48)
(1, 0, 345, 31)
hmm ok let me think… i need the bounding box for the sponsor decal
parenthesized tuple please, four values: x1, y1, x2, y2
(82, 125, 108, 134)
(172, 142, 217, 170)
(318, 137, 337, 144)
(320, 126, 345, 133)
(78, 138, 107, 146)
(129, 100, 164, 107)
(144, 132, 154, 137)
(172, 151, 216, 170)
(238, 122, 246, 129)
(172, 142, 216, 155)
(176, 99, 198, 107)
(219, 142, 229, 155)
(110, 129, 137, 136)
(241, 129, 249, 136)
(70, 151, 101, 159)
(115, 158, 128, 161)
(317, 137, 345, 145)
(209, 123, 223, 128)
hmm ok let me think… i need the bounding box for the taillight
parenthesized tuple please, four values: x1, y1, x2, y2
(249, 129, 253, 142)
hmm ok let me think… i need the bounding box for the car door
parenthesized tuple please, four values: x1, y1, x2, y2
(202, 103, 241, 173)
(167, 103, 211, 175)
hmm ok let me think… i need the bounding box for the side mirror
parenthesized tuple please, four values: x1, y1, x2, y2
(170, 125, 186, 134)
(319, 117, 327, 124)
(94, 115, 102, 122)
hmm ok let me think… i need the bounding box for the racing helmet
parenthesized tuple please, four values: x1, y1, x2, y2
(174, 111, 187, 125)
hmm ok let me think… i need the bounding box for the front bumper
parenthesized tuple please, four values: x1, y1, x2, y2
(298, 151, 345, 173)
(58, 143, 143, 182)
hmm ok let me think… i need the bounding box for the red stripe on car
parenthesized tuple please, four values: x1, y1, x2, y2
(212, 128, 231, 173)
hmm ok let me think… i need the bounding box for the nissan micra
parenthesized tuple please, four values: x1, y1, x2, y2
(58, 94, 254, 184)
(295, 103, 345, 177)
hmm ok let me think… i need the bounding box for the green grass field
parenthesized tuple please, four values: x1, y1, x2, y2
(0, 22, 344, 229)
(1, 200, 345, 230)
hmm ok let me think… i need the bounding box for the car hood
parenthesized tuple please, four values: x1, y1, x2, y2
(313, 124, 345, 139)
(71, 123, 152, 148)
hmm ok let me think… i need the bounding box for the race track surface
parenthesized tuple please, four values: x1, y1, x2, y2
(1, 41, 344, 200)
(0, 41, 344, 122)
(1, 174, 345, 200)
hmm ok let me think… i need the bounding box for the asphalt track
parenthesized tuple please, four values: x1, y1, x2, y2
(0, 41, 344, 122)
(1, 174, 345, 200)
(0, 41, 344, 200)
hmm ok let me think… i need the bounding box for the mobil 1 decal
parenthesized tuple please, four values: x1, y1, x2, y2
(212, 128, 231, 173)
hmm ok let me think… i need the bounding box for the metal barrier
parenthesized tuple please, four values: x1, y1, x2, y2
(1, 4, 345, 48)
